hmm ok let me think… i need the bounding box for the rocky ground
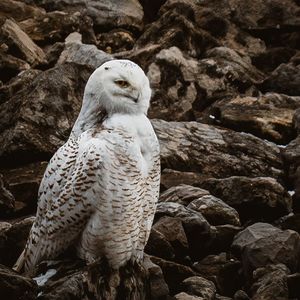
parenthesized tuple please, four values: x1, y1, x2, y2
(1, 0, 300, 299)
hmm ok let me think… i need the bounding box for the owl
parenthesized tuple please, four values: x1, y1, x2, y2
(14, 59, 160, 274)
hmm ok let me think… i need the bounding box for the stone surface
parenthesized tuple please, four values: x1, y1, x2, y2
(0, 63, 92, 167)
(152, 120, 284, 181)
(232, 223, 300, 278)
(251, 264, 290, 300)
(174, 292, 203, 300)
(0, 264, 38, 300)
(181, 276, 216, 299)
(0, 217, 34, 267)
(193, 253, 242, 297)
(1, 19, 46, 65)
(200, 176, 292, 223)
(155, 202, 212, 260)
(202, 93, 300, 144)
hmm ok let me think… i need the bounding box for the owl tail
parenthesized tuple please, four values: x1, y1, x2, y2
(13, 249, 25, 273)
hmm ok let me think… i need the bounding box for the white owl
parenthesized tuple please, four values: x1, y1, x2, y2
(14, 60, 160, 274)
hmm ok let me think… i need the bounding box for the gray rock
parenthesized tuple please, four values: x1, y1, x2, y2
(200, 176, 292, 223)
(0, 264, 38, 300)
(152, 120, 284, 181)
(181, 276, 216, 299)
(174, 292, 204, 299)
(232, 223, 300, 277)
(234, 290, 250, 300)
(251, 264, 290, 300)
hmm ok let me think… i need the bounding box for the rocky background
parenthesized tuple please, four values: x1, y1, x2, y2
(1, 0, 300, 299)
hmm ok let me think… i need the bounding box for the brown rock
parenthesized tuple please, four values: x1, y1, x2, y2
(202, 93, 300, 144)
(0, 264, 38, 300)
(0, 63, 93, 167)
(181, 276, 217, 299)
(232, 222, 300, 278)
(1, 19, 46, 65)
(174, 292, 203, 299)
(0, 174, 15, 217)
(152, 120, 284, 181)
(200, 176, 292, 223)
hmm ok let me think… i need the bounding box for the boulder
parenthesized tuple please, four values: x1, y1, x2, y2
(232, 223, 300, 278)
(174, 292, 204, 299)
(201, 93, 300, 144)
(181, 276, 217, 300)
(251, 264, 290, 300)
(200, 176, 292, 223)
(0, 63, 93, 167)
(0, 264, 38, 300)
(1, 19, 46, 65)
(152, 120, 284, 181)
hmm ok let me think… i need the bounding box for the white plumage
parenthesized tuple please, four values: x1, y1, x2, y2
(14, 60, 160, 273)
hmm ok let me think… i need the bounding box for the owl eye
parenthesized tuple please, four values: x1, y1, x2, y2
(115, 80, 130, 88)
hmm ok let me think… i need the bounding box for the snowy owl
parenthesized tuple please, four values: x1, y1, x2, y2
(14, 59, 160, 274)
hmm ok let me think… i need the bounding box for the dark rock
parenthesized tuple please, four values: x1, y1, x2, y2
(181, 276, 216, 299)
(145, 228, 175, 261)
(1, 162, 48, 216)
(152, 120, 284, 181)
(200, 176, 292, 223)
(0, 63, 93, 167)
(32, 0, 144, 32)
(261, 62, 300, 96)
(58, 33, 113, 68)
(0, 174, 15, 217)
(251, 264, 290, 300)
(150, 255, 196, 295)
(152, 216, 189, 262)
(287, 272, 300, 299)
(193, 253, 243, 297)
(233, 290, 250, 300)
(202, 93, 300, 144)
(216, 295, 233, 300)
(160, 169, 206, 191)
(1, 18, 46, 65)
(139, 0, 167, 22)
(232, 223, 300, 278)
(0, 217, 34, 267)
(0, 264, 38, 300)
(277, 213, 300, 234)
(155, 202, 212, 260)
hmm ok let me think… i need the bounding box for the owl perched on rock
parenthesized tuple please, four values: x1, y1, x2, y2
(14, 60, 160, 274)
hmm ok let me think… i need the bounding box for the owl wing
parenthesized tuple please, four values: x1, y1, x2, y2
(19, 134, 109, 274)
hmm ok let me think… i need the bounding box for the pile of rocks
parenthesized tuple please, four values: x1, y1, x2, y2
(1, 0, 300, 299)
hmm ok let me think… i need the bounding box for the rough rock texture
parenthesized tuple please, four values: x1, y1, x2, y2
(1, 0, 300, 298)
(232, 223, 300, 278)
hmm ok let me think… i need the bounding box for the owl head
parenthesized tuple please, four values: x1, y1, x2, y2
(83, 59, 152, 115)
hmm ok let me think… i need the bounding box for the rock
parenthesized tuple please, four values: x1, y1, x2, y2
(187, 195, 240, 226)
(216, 295, 233, 300)
(1, 162, 48, 216)
(0, 50, 30, 83)
(202, 93, 300, 144)
(143, 255, 170, 299)
(160, 184, 210, 206)
(0, 63, 92, 167)
(33, 0, 144, 32)
(58, 34, 113, 68)
(174, 292, 203, 299)
(261, 62, 300, 96)
(193, 253, 243, 296)
(152, 216, 189, 262)
(181, 276, 216, 299)
(278, 213, 300, 234)
(155, 202, 212, 260)
(0, 264, 38, 300)
(233, 290, 250, 300)
(1, 19, 46, 65)
(0, 217, 34, 267)
(146, 46, 264, 121)
(139, 0, 167, 22)
(135, 5, 218, 58)
(200, 176, 292, 223)
(287, 273, 300, 299)
(232, 223, 300, 278)
(145, 228, 175, 261)
(150, 256, 196, 294)
(152, 120, 284, 181)
(0, 174, 15, 217)
(251, 264, 290, 300)
(160, 169, 206, 191)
